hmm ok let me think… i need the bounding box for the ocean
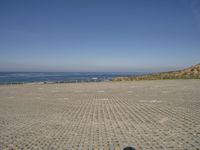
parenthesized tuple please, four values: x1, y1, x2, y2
(0, 72, 143, 84)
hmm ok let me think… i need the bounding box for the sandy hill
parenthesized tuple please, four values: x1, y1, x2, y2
(112, 64, 200, 81)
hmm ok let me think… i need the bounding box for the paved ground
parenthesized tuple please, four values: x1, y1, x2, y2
(0, 80, 200, 150)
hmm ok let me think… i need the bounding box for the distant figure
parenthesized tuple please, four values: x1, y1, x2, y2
(123, 147, 136, 150)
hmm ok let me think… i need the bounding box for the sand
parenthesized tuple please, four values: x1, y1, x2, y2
(0, 80, 200, 150)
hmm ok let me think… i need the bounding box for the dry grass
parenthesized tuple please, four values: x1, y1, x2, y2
(112, 64, 200, 81)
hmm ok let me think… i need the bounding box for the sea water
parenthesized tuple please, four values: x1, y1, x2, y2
(0, 72, 143, 84)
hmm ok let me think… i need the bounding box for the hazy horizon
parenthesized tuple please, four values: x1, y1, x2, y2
(1, 0, 200, 72)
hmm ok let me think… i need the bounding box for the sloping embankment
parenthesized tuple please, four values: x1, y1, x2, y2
(112, 64, 200, 81)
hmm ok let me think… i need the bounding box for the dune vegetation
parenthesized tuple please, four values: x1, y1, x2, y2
(112, 64, 200, 81)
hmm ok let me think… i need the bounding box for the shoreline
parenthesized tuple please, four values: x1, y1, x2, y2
(0, 79, 111, 85)
(0, 78, 199, 86)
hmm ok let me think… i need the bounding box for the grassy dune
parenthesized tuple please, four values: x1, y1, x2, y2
(112, 64, 200, 81)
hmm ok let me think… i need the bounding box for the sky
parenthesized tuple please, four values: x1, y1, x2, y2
(0, 0, 200, 72)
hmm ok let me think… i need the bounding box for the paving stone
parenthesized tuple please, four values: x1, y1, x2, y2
(0, 80, 200, 149)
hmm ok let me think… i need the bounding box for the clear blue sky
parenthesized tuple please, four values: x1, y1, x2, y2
(0, 0, 200, 72)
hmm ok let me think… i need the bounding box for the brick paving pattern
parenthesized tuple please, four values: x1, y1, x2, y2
(0, 80, 200, 150)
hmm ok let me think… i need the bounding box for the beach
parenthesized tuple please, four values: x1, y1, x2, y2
(0, 80, 200, 150)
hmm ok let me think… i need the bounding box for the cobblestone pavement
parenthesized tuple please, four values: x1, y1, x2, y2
(0, 80, 200, 150)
